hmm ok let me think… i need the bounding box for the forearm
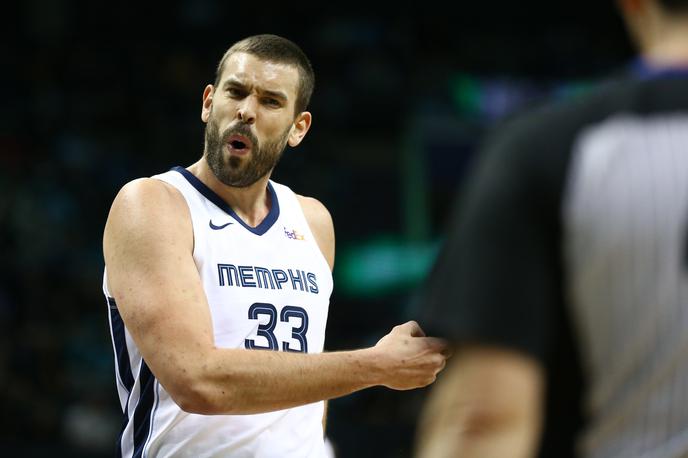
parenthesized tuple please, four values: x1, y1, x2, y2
(184, 347, 382, 415)
(419, 413, 539, 458)
(460, 426, 539, 458)
(417, 347, 543, 458)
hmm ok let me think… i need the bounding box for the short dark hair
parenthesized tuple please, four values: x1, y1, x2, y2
(658, 0, 688, 12)
(214, 34, 315, 115)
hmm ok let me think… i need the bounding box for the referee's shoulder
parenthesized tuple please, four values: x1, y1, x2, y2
(482, 78, 634, 161)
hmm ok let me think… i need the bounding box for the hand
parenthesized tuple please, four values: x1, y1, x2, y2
(372, 321, 451, 390)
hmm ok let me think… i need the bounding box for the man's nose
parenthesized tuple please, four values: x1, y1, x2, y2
(236, 97, 257, 124)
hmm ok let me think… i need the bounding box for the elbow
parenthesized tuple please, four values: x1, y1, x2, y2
(165, 373, 224, 415)
(156, 351, 251, 415)
(166, 372, 247, 415)
(459, 404, 508, 436)
(174, 388, 217, 415)
(460, 401, 541, 452)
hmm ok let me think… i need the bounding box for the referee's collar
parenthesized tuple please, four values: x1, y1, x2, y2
(630, 57, 688, 80)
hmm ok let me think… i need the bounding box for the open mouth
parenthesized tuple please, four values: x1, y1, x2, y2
(226, 134, 253, 154)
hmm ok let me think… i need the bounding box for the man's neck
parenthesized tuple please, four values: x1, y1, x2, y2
(188, 158, 272, 228)
(642, 18, 688, 67)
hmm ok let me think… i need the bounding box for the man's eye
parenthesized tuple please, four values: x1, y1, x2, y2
(228, 88, 244, 97)
(263, 98, 281, 107)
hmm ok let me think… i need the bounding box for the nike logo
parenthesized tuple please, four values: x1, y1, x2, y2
(209, 220, 233, 230)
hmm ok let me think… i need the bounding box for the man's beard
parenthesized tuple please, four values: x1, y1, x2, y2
(204, 117, 291, 188)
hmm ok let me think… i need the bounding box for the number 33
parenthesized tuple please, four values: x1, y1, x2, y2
(245, 302, 309, 353)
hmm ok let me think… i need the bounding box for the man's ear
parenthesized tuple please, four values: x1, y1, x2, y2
(201, 85, 214, 123)
(288, 111, 312, 147)
(617, 0, 648, 15)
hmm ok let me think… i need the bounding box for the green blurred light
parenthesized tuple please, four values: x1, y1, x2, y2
(336, 236, 441, 298)
(450, 74, 481, 116)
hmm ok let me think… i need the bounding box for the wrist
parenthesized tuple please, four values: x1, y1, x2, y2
(352, 347, 386, 388)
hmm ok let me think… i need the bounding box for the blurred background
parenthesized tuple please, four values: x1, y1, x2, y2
(2, 1, 633, 456)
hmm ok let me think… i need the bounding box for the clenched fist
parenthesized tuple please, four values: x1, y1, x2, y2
(370, 321, 451, 390)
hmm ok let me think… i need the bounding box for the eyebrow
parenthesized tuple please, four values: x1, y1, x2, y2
(222, 78, 289, 101)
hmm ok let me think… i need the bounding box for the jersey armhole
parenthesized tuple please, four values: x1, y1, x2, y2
(274, 181, 333, 273)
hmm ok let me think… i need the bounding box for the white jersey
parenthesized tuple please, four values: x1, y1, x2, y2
(103, 166, 334, 458)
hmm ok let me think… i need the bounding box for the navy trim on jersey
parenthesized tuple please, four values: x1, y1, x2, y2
(108, 297, 133, 457)
(133, 362, 156, 458)
(172, 166, 280, 236)
(108, 297, 135, 391)
(146, 381, 161, 458)
(107, 296, 158, 457)
(630, 57, 688, 80)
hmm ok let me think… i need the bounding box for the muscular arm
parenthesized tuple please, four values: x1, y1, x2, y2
(416, 345, 544, 458)
(103, 179, 448, 415)
(416, 110, 567, 457)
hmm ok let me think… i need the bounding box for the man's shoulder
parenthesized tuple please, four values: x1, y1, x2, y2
(295, 194, 330, 216)
(295, 195, 333, 232)
(267, 180, 332, 227)
(113, 177, 186, 209)
(105, 177, 190, 236)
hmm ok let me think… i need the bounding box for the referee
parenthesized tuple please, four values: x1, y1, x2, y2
(416, 0, 688, 456)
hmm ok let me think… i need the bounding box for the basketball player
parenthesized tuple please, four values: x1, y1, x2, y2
(415, 0, 688, 456)
(102, 34, 449, 457)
